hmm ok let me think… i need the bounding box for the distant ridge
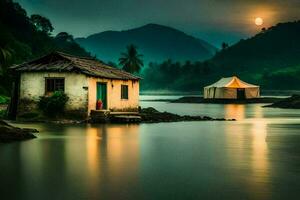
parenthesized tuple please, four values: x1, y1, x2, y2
(76, 23, 217, 63)
(140, 21, 300, 91)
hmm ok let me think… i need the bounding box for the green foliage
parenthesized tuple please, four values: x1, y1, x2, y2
(18, 112, 39, 119)
(0, 0, 90, 94)
(142, 21, 300, 91)
(38, 92, 69, 117)
(141, 59, 217, 91)
(53, 32, 90, 57)
(119, 44, 144, 73)
(0, 110, 6, 119)
(30, 14, 54, 34)
(55, 32, 74, 42)
(0, 95, 10, 104)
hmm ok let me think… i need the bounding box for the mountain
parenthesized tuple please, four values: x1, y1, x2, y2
(141, 21, 300, 91)
(76, 24, 217, 64)
(0, 0, 90, 94)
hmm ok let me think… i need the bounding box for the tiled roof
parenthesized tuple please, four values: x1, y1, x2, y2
(12, 51, 140, 80)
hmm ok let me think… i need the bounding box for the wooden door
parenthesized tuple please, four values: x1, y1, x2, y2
(96, 82, 107, 109)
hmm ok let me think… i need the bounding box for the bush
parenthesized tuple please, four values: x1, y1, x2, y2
(38, 91, 69, 117)
(18, 112, 40, 119)
(0, 95, 10, 104)
(0, 110, 6, 119)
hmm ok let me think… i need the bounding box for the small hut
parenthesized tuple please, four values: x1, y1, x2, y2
(10, 52, 140, 118)
(204, 76, 260, 99)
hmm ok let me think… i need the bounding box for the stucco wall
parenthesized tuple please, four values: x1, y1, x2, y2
(88, 78, 139, 113)
(19, 72, 89, 112)
(19, 72, 139, 117)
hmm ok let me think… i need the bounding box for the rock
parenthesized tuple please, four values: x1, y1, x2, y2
(140, 107, 234, 123)
(140, 107, 160, 114)
(264, 95, 300, 109)
(0, 120, 38, 143)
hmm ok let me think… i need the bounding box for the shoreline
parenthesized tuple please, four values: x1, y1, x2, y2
(142, 96, 283, 104)
(0, 120, 38, 143)
(6, 107, 236, 125)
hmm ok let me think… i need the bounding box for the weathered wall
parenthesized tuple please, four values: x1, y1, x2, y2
(88, 78, 139, 113)
(19, 72, 89, 116)
(19, 72, 140, 117)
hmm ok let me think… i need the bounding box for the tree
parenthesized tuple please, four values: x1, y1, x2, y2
(107, 61, 118, 68)
(0, 47, 12, 73)
(221, 42, 229, 50)
(55, 32, 74, 42)
(0, 37, 12, 74)
(118, 45, 143, 73)
(30, 14, 54, 34)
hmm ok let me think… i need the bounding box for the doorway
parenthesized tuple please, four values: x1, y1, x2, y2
(237, 88, 246, 99)
(96, 82, 107, 109)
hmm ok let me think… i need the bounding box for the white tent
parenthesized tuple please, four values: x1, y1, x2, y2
(204, 76, 260, 99)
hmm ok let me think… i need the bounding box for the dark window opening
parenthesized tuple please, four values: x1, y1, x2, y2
(45, 78, 65, 93)
(121, 85, 128, 99)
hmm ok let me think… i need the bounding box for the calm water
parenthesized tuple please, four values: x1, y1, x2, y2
(1, 96, 300, 200)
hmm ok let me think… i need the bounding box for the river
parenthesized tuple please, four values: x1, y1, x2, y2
(0, 95, 300, 200)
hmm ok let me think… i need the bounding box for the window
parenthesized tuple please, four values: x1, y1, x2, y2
(121, 85, 128, 99)
(45, 78, 65, 93)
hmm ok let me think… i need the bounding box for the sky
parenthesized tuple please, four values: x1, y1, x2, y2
(16, 0, 300, 47)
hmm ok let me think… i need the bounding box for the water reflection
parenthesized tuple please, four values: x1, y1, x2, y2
(0, 124, 140, 199)
(224, 104, 246, 120)
(250, 119, 270, 199)
(70, 124, 139, 198)
(2, 100, 300, 200)
(224, 104, 270, 199)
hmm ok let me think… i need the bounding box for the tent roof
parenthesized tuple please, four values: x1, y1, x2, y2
(204, 76, 259, 88)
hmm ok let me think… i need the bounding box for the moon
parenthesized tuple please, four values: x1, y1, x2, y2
(255, 17, 263, 26)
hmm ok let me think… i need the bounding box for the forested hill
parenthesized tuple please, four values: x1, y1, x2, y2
(142, 21, 300, 91)
(76, 23, 217, 63)
(0, 0, 90, 62)
(0, 0, 90, 94)
(210, 21, 300, 87)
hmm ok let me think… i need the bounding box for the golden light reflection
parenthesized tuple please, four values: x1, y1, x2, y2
(86, 126, 101, 177)
(64, 124, 140, 198)
(105, 125, 140, 182)
(224, 105, 270, 199)
(249, 118, 270, 199)
(224, 104, 245, 120)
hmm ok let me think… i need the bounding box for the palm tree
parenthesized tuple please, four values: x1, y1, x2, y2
(119, 45, 143, 73)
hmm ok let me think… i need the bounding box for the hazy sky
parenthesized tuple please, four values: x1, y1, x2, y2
(16, 0, 300, 46)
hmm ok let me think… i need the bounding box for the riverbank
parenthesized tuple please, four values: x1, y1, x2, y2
(142, 96, 283, 104)
(264, 95, 300, 109)
(0, 120, 38, 142)
(8, 107, 235, 124)
(91, 107, 235, 123)
(140, 107, 235, 123)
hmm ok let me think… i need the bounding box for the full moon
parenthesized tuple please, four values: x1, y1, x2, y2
(255, 17, 264, 26)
